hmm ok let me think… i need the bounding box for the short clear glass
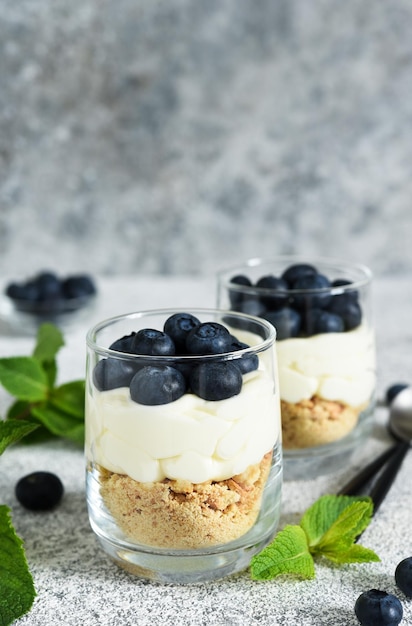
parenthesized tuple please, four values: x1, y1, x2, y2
(86, 308, 282, 583)
(217, 256, 376, 480)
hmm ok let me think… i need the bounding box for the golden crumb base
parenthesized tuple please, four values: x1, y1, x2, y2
(98, 453, 272, 549)
(281, 396, 367, 449)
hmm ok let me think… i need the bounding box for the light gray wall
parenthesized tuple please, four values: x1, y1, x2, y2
(1, 0, 412, 278)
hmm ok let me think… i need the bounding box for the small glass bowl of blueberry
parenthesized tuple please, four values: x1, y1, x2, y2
(217, 256, 377, 480)
(1, 270, 97, 333)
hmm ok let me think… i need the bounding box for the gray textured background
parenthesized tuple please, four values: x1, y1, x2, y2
(1, 0, 412, 278)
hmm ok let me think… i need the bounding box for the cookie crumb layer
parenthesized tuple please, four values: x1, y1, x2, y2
(281, 396, 366, 448)
(99, 453, 272, 549)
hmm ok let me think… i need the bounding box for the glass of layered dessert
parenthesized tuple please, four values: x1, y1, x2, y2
(217, 257, 376, 480)
(85, 308, 282, 583)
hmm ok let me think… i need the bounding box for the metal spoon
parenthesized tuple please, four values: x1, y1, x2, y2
(339, 386, 412, 514)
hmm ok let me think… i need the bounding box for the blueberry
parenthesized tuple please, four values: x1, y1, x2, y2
(301, 307, 323, 336)
(386, 384, 409, 406)
(229, 338, 259, 374)
(354, 589, 403, 626)
(6, 281, 39, 302)
(189, 362, 242, 401)
(36, 271, 62, 300)
(291, 273, 332, 310)
(93, 358, 138, 391)
(131, 328, 176, 356)
(281, 263, 317, 287)
(328, 299, 362, 330)
(229, 274, 253, 309)
(109, 332, 136, 353)
(220, 314, 260, 335)
(262, 307, 301, 340)
(186, 322, 232, 355)
(331, 278, 359, 303)
(163, 313, 201, 351)
(62, 274, 96, 298)
(15, 471, 64, 511)
(234, 296, 266, 317)
(130, 365, 186, 405)
(255, 274, 289, 309)
(6, 278, 45, 313)
(231, 274, 252, 287)
(395, 556, 412, 597)
(311, 310, 344, 334)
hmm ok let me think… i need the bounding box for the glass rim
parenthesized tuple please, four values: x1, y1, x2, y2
(86, 307, 277, 361)
(217, 255, 373, 295)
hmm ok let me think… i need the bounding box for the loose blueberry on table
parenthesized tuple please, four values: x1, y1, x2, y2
(93, 313, 259, 405)
(228, 262, 362, 339)
(354, 589, 403, 626)
(15, 471, 64, 511)
(395, 556, 412, 597)
(5, 270, 96, 315)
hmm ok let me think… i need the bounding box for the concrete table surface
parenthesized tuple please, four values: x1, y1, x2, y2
(0, 274, 411, 626)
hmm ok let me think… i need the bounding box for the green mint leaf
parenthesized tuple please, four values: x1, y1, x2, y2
(31, 403, 84, 445)
(300, 494, 371, 548)
(6, 401, 55, 444)
(32, 322, 65, 363)
(32, 323, 63, 388)
(50, 380, 85, 419)
(0, 357, 49, 402)
(0, 505, 36, 626)
(250, 525, 315, 581)
(41, 360, 58, 389)
(321, 543, 380, 565)
(0, 420, 39, 455)
(313, 499, 374, 553)
(6, 399, 32, 421)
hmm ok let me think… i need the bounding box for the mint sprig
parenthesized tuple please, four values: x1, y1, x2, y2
(0, 506, 37, 625)
(0, 323, 86, 625)
(250, 495, 380, 581)
(0, 322, 85, 446)
(0, 419, 39, 455)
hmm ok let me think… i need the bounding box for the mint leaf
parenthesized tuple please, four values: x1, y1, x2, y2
(0, 505, 36, 626)
(0, 357, 49, 402)
(40, 360, 58, 389)
(31, 403, 84, 445)
(313, 500, 374, 553)
(50, 380, 85, 419)
(250, 525, 315, 581)
(32, 323, 65, 363)
(322, 543, 380, 565)
(0, 420, 39, 455)
(300, 494, 370, 548)
(6, 401, 56, 445)
(299, 495, 380, 566)
(32, 323, 64, 387)
(6, 400, 32, 421)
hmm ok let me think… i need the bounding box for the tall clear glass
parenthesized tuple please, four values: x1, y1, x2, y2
(217, 256, 376, 480)
(86, 308, 282, 583)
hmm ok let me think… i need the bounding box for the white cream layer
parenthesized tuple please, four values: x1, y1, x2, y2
(276, 323, 376, 405)
(86, 362, 279, 484)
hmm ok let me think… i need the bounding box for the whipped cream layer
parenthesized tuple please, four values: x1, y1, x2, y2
(276, 323, 376, 405)
(86, 357, 279, 484)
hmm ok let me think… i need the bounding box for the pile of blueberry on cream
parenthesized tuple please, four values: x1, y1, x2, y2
(86, 312, 280, 549)
(5, 270, 96, 316)
(228, 262, 376, 449)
